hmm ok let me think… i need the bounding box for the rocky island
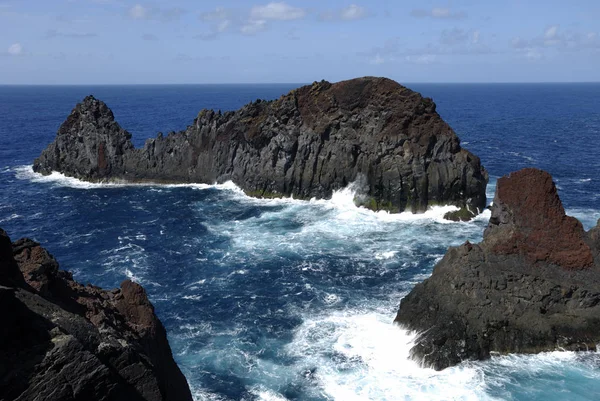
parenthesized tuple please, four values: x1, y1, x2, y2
(395, 168, 600, 370)
(33, 77, 487, 218)
(0, 228, 193, 401)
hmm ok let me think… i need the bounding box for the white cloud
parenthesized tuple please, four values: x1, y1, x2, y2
(199, 4, 304, 38)
(240, 19, 268, 35)
(198, 7, 233, 37)
(320, 4, 368, 21)
(250, 2, 306, 21)
(340, 4, 366, 21)
(217, 20, 231, 33)
(129, 4, 185, 21)
(410, 7, 467, 20)
(512, 26, 600, 53)
(431, 8, 450, 18)
(8, 43, 22, 55)
(472, 30, 480, 44)
(129, 4, 147, 20)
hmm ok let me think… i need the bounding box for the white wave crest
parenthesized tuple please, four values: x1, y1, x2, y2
(566, 208, 600, 230)
(248, 386, 289, 401)
(17, 165, 489, 226)
(13, 165, 243, 192)
(286, 311, 497, 401)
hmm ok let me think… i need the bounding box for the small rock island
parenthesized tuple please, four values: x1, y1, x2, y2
(396, 168, 600, 370)
(33, 77, 487, 218)
(0, 228, 193, 401)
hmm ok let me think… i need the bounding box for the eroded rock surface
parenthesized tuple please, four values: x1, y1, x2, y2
(395, 168, 600, 370)
(34, 77, 487, 215)
(0, 229, 193, 401)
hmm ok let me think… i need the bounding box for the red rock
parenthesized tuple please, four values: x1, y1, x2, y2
(485, 168, 593, 269)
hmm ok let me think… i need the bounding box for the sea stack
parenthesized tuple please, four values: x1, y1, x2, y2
(395, 168, 600, 370)
(33, 77, 488, 217)
(0, 228, 193, 401)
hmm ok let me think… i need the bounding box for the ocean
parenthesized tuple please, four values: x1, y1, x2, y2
(1, 83, 599, 400)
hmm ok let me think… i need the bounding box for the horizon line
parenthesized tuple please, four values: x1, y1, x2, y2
(1, 81, 600, 87)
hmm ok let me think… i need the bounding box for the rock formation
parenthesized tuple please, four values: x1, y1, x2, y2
(0, 228, 193, 401)
(33, 77, 487, 216)
(395, 168, 600, 370)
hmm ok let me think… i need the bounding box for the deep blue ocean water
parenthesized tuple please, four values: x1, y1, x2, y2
(1, 83, 600, 401)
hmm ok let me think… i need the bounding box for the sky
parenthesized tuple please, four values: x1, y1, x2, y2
(1, 0, 599, 84)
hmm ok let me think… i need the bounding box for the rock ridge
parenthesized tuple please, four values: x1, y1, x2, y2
(0, 228, 193, 401)
(395, 168, 600, 370)
(33, 77, 488, 216)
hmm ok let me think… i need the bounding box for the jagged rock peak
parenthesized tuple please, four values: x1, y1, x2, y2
(34, 76, 488, 216)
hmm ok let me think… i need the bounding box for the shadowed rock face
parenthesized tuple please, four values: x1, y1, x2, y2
(395, 168, 600, 370)
(33, 77, 487, 215)
(0, 229, 193, 401)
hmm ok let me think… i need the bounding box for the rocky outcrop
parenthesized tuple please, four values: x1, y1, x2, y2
(33, 77, 487, 216)
(395, 168, 600, 370)
(0, 228, 193, 401)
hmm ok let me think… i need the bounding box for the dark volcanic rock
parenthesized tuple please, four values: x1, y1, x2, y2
(395, 168, 600, 370)
(0, 229, 193, 401)
(34, 77, 488, 215)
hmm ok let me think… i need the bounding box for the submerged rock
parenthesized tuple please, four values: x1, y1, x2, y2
(0, 229, 193, 401)
(394, 168, 600, 370)
(34, 77, 487, 216)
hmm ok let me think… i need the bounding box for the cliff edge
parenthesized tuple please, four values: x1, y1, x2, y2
(395, 168, 600, 370)
(33, 77, 487, 216)
(0, 228, 193, 401)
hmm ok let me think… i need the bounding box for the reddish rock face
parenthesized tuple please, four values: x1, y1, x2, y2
(116, 279, 157, 333)
(485, 168, 593, 269)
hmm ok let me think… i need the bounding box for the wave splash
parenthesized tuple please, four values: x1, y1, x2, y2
(13, 165, 243, 192)
(15, 165, 490, 223)
(284, 310, 495, 401)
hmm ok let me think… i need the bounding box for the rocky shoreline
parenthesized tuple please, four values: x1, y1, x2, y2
(33, 77, 487, 218)
(395, 168, 600, 370)
(0, 228, 193, 401)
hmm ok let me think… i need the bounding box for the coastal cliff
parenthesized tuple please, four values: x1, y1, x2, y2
(0, 228, 193, 401)
(33, 77, 487, 216)
(395, 168, 600, 370)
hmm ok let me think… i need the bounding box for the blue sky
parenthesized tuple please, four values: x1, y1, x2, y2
(1, 0, 599, 84)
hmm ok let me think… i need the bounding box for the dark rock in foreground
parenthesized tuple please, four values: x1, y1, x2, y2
(0, 228, 193, 401)
(395, 168, 600, 370)
(33, 77, 487, 216)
